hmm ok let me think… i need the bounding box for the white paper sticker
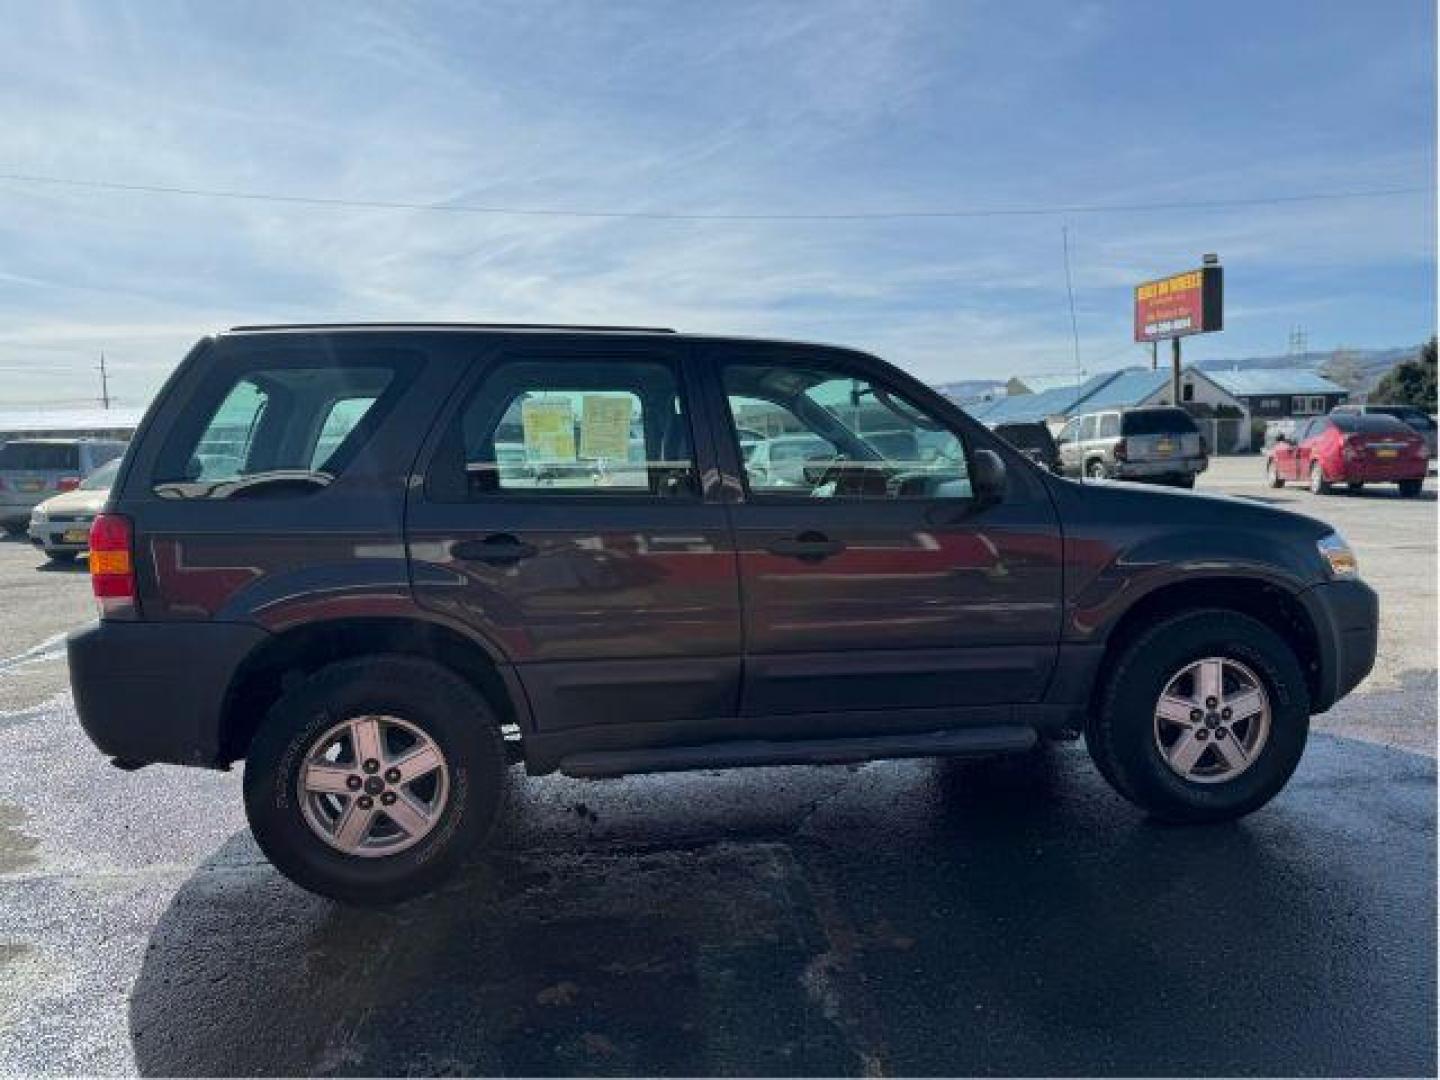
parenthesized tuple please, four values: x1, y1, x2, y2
(580, 395, 632, 460)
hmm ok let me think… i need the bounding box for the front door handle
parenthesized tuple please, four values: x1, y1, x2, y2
(766, 531, 845, 561)
(451, 534, 538, 564)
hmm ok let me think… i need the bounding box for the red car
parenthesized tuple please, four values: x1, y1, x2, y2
(1267, 413, 1428, 496)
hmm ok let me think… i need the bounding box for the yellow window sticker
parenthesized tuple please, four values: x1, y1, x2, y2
(580, 395, 632, 460)
(522, 398, 576, 462)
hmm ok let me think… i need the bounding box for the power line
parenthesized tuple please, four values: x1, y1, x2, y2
(0, 170, 1429, 222)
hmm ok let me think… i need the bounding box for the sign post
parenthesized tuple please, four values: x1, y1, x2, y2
(1134, 258, 1224, 404)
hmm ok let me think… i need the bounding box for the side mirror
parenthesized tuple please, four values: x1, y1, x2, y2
(972, 448, 1007, 502)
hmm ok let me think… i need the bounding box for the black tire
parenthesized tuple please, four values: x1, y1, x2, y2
(1, 523, 24, 537)
(1346, 481, 1364, 494)
(1398, 478, 1423, 498)
(1086, 609, 1310, 823)
(1309, 462, 1330, 495)
(1172, 475, 1196, 489)
(1265, 458, 1284, 488)
(243, 655, 508, 905)
(45, 549, 77, 563)
(1086, 459, 1108, 481)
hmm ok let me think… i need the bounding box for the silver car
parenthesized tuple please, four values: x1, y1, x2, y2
(27, 457, 121, 561)
(1056, 406, 1208, 488)
(0, 438, 127, 534)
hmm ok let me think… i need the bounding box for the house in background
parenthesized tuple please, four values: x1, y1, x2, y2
(969, 365, 1255, 451)
(1202, 368, 1349, 421)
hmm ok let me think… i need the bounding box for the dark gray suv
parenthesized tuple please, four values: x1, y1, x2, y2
(68, 325, 1378, 903)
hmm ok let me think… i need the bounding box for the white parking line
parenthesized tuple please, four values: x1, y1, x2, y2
(0, 632, 68, 676)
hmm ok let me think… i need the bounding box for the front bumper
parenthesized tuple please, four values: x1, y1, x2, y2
(1299, 579, 1379, 713)
(28, 520, 93, 552)
(68, 619, 270, 768)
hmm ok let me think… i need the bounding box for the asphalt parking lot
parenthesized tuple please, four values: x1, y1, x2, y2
(0, 456, 1434, 1075)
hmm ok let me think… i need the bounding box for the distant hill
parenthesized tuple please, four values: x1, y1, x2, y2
(1193, 345, 1423, 395)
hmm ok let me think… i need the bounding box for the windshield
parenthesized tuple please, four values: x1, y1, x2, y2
(79, 458, 122, 490)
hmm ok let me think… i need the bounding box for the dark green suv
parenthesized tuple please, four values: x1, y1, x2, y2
(69, 325, 1377, 903)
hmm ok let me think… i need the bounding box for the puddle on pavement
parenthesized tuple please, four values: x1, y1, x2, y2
(0, 802, 40, 874)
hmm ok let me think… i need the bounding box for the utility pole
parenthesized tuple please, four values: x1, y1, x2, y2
(1150, 341, 1158, 371)
(98, 352, 110, 410)
(1171, 337, 1182, 405)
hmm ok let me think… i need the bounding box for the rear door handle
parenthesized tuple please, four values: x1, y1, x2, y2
(451, 534, 538, 564)
(766, 531, 845, 561)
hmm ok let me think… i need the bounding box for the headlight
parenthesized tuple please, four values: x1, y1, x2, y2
(29, 508, 45, 524)
(1317, 532, 1358, 579)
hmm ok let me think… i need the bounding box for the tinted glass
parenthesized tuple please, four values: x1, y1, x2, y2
(1331, 414, 1412, 434)
(995, 423, 1055, 453)
(78, 457, 122, 490)
(723, 362, 971, 500)
(1079, 415, 1098, 440)
(1122, 408, 1198, 435)
(0, 442, 79, 470)
(1099, 414, 1120, 437)
(449, 358, 696, 498)
(153, 347, 410, 499)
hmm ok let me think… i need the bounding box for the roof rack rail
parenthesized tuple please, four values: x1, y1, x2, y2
(227, 322, 676, 333)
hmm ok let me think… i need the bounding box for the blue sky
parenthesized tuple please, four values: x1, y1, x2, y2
(0, 0, 1434, 409)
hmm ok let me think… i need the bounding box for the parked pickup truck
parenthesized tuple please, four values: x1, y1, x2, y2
(69, 324, 1376, 903)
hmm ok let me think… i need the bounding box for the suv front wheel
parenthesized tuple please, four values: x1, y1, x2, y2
(1087, 609, 1309, 823)
(243, 655, 508, 904)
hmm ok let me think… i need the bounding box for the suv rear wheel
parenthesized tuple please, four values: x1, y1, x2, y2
(1265, 457, 1284, 488)
(1309, 462, 1330, 494)
(1087, 609, 1309, 823)
(1086, 459, 1107, 480)
(243, 655, 508, 904)
(1398, 478, 1423, 498)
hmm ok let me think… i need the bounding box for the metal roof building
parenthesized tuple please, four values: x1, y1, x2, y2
(1203, 368, 1348, 397)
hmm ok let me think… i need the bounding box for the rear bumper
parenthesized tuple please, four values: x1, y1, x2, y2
(1299, 579, 1379, 713)
(1338, 462, 1428, 483)
(1113, 455, 1208, 479)
(68, 619, 269, 767)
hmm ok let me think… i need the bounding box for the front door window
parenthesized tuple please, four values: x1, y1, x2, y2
(722, 363, 971, 501)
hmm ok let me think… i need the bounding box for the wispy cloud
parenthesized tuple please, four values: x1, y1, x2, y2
(0, 0, 1432, 408)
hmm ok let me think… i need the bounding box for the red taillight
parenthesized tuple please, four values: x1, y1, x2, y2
(1113, 438, 1128, 462)
(89, 513, 137, 619)
(57, 476, 80, 492)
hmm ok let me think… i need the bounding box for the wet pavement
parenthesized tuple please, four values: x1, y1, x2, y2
(1, 690, 1434, 1076)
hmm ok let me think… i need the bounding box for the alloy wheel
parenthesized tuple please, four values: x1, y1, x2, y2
(299, 714, 450, 857)
(1152, 657, 1271, 784)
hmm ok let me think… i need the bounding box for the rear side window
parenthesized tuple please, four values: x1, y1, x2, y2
(1079, 415, 1098, 440)
(152, 345, 417, 499)
(1122, 409, 1198, 435)
(430, 356, 698, 500)
(0, 442, 79, 470)
(1098, 414, 1120, 438)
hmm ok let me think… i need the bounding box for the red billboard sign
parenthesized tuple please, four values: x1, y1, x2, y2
(1134, 266, 1223, 342)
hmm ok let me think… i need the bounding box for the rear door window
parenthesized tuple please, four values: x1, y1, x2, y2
(431, 356, 698, 500)
(1098, 414, 1120, 438)
(1079, 415, 1098, 440)
(152, 346, 417, 499)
